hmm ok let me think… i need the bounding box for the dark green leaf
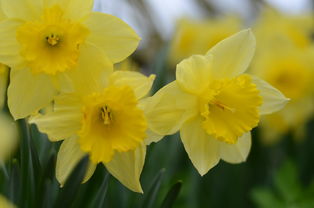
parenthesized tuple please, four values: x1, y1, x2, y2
(160, 181, 182, 208)
(141, 168, 165, 208)
(89, 172, 110, 208)
(54, 155, 89, 208)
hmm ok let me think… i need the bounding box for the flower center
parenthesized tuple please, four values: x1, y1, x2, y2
(16, 5, 89, 75)
(100, 105, 113, 125)
(200, 74, 262, 144)
(46, 33, 60, 46)
(78, 85, 147, 163)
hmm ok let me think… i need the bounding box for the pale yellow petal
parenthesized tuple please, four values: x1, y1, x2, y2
(251, 75, 289, 115)
(0, 113, 18, 162)
(8, 69, 57, 119)
(0, 20, 25, 69)
(0, 65, 8, 109)
(206, 29, 256, 78)
(105, 143, 146, 193)
(219, 132, 251, 164)
(176, 54, 213, 95)
(0, 195, 16, 208)
(109, 71, 155, 99)
(84, 12, 140, 63)
(66, 43, 113, 95)
(1, 0, 43, 20)
(144, 81, 198, 135)
(144, 129, 164, 145)
(29, 94, 82, 141)
(180, 116, 220, 176)
(56, 137, 96, 186)
(45, 0, 93, 20)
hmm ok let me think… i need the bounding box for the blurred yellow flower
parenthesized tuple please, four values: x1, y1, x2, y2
(145, 30, 288, 175)
(254, 8, 314, 50)
(251, 45, 314, 144)
(30, 60, 157, 193)
(0, 113, 18, 162)
(0, 64, 8, 109)
(0, 195, 16, 208)
(0, 0, 140, 119)
(169, 16, 241, 66)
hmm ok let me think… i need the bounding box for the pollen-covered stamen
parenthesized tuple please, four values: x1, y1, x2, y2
(209, 99, 235, 113)
(46, 34, 60, 46)
(100, 105, 113, 125)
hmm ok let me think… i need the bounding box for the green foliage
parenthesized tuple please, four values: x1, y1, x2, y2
(251, 161, 314, 208)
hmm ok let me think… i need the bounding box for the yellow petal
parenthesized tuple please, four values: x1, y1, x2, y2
(144, 129, 163, 145)
(251, 75, 290, 115)
(219, 132, 251, 164)
(1, 0, 43, 20)
(176, 54, 213, 95)
(8, 69, 57, 119)
(29, 94, 82, 141)
(144, 81, 198, 135)
(45, 0, 94, 20)
(56, 137, 96, 186)
(105, 143, 146, 193)
(0, 195, 16, 208)
(66, 43, 113, 96)
(84, 12, 140, 63)
(109, 71, 155, 99)
(206, 29, 255, 79)
(180, 116, 220, 176)
(0, 113, 18, 162)
(0, 20, 25, 69)
(0, 65, 9, 109)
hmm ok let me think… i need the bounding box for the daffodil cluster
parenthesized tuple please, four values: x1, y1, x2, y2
(0, 0, 288, 193)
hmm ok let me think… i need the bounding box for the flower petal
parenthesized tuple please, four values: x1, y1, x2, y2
(144, 129, 163, 145)
(1, 0, 43, 20)
(66, 43, 113, 95)
(109, 71, 155, 99)
(180, 116, 220, 176)
(206, 29, 256, 78)
(176, 54, 213, 95)
(29, 94, 82, 141)
(219, 132, 251, 164)
(84, 12, 140, 63)
(8, 69, 57, 119)
(144, 81, 198, 135)
(45, 0, 94, 20)
(56, 137, 96, 186)
(251, 75, 289, 115)
(105, 143, 146, 193)
(0, 19, 25, 69)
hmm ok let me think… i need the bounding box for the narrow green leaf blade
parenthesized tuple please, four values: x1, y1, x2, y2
(160, 181, 182, 208)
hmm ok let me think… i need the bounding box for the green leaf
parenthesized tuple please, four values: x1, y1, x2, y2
(54, 156, 89, 208)
(89, 171, 110, 208)
(251, 188, 285, 208)
(160, 181, 182, 208)
(141, 168, 165, 208)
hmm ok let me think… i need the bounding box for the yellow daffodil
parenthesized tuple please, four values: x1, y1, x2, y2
(0, 64, 9, 109)
(0, 195, 16, 208)
(254, 8, 314, 50)
(30, 60, 157, 193)
(0, 113, 18, 162)
(169, 16, 241, 66)
(251, 44, 314, 144)
(144, 30, 289, 175)
(0, 0, 140, 119)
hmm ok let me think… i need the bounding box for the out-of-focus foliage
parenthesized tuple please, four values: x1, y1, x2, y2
(252, 161, 314, 208)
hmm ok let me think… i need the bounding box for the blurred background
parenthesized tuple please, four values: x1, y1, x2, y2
(1, 0, 314, 207)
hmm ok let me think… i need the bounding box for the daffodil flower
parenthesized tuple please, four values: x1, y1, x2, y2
(0, 0, 140, 119)
(144, 30, 289, 175)
(30, 60, 157, 193)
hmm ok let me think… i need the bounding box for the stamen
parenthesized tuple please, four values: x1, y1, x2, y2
(210, 99, 235, 113)
(101, 105, 113, 125)
(46, 34, 60, 46)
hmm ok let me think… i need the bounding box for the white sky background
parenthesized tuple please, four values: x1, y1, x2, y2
(94, 0, 312, 46)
